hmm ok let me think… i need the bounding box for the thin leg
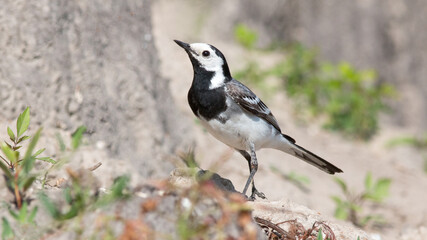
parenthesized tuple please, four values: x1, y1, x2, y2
(237, 144, 266, 200)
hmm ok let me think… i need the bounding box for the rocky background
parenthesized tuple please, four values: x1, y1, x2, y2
(0, 0, 426, 239)
(239, 0, 427, 131)
(0, 0, 188, 182)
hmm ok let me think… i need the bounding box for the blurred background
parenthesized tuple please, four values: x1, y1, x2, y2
(153, 1, 427, 238)
(1, 0, 426, 238)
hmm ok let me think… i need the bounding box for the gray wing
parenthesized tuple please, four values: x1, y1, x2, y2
(225, 79, 282, 132)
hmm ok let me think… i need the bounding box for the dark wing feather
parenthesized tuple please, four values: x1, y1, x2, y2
(225, 79, 282, 132)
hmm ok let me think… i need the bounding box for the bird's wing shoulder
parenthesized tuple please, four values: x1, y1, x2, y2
(225, 79, 282, 132)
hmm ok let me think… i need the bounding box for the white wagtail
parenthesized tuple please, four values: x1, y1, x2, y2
(174, 40, 343, 199)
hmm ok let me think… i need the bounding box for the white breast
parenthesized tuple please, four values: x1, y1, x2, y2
(199, 97, 280, 151)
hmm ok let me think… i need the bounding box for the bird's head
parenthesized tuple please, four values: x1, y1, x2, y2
(174, 40, 231, 79)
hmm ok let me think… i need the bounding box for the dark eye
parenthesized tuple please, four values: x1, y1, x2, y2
(202, 50, 210, 57)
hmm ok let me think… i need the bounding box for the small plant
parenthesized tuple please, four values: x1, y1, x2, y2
(234, 61, 279, 95)
(386, 135, 427, 149)
(331, 172, 391, 227)
(94, 175, 131, 208)
(39, 125, 130, 221)
(40, 125, 88, 186)
(0, 107, 56, 239)
(270, 165, 310, 192)
(317, 228, 323, 240)
(280, 45, 395, 139)
(234, 23, 258, 49)
(2, 217, 14, 240)
(0, 108, 134, 239)
(6, 202, 38, 226)
(179, 147, 199, 168)
(40, 174, 130, 221)
(387, 134, 427, 174)
(0, 107, 56, 208)
(236, 44, 395, 139)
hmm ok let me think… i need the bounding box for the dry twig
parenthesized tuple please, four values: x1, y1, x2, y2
(254, 217, 336, 240)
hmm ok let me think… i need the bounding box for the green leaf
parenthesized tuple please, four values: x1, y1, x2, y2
(22, 128, 42, 174)
(331, 195, 343, 205)
(317, 228, 323, 240)
(71, 126, 86, 150)
(2, 217, 14, 239)
(64, 188, 73, 204)
(385, 136, 418, 148)
(39, 192, 60, 219)
(365, 172, 373, 190)
(7, 127, 15, 142)
(371, 178, 391, 202)
(111, 175, 130, 197)
(56, 133, 66, 152)
(359, 215, 374, 227)
(21, 176, 37, 192)
(0, 159, 13, 181)
(28, 206, 38, 224)
(234, 23, 258, 49)
(4, 142, 12, 149)
(1, 143, 17, 164)
(96, 175, 131, 207)
(22, 156, 36, 175)
(61, 205, 79, 220)
(334, 206, 348, 220)
(36, 157, 57, 164)
(349, 203, 362, 212)
(8, 208, 18, 220)
(288, 171, 310, 185)
(363, 178, 391, 202)
(17, 135, 30, 144)
(16, 107, 30, 138)
(18, 202, 28, 223)
(33, 148, 45, 157)
(334, 177, 348, 193)
(375, 178, 391, 192)
(331, 196, 349, 220)
(360, 214, 386, 227)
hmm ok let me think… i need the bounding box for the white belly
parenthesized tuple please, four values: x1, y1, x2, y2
(199, 99, 281, 151)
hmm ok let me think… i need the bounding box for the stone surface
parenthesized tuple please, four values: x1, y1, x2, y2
(170, 167, 372, 240)
(0, 0, 189, 181)
(400, 226, 427, 240)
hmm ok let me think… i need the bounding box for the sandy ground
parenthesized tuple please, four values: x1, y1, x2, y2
(152, 0, 427, 238)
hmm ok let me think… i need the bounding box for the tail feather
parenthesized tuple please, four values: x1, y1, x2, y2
(287, 142, 343, 174)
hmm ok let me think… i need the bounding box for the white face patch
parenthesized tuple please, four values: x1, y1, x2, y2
(209, 72, 225, 89)
(189, 43, 224, 72)
(189, 43, 226, 89)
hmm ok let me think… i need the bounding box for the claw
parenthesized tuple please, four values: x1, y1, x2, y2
(250, 187, 266, 200)
(255, 190, 266, 199)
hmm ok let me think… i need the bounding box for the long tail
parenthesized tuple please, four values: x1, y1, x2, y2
(279, 134, 343, 174)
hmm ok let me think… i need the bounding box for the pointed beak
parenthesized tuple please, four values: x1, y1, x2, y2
(174, 40, 190, 50)
(174, 40, 198, 56)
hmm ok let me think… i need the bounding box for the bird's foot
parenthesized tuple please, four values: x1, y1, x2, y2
(249, 188, 266, 200)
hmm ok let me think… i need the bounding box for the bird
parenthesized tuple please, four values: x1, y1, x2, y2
(174, 40, 343, 200)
